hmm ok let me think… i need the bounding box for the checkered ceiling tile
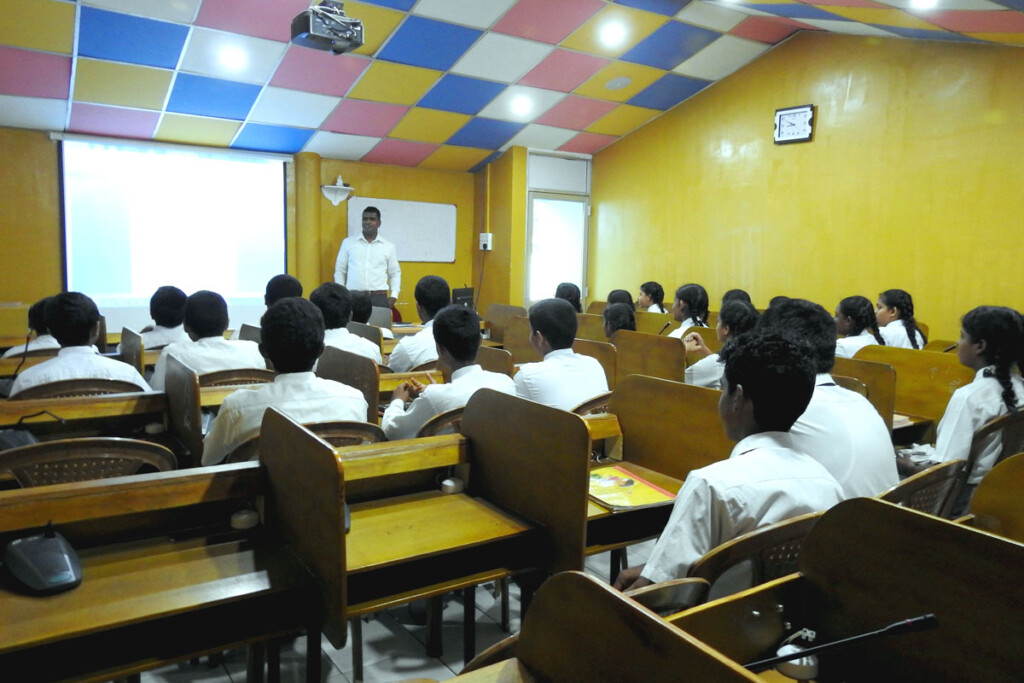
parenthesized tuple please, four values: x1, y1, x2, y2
(1, 0, 1022, 169)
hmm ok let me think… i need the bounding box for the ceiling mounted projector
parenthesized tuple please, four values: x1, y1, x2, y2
(291, 1, 364, 55)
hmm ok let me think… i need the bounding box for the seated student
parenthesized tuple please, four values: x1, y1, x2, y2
(309, 282, 382, 364)
(667, 283, 710, 338)
(758, 299, 897, 499)
(721, 288, 752, 305)
(382, 305, 516, 440)
(116, 286, 189, 354)
(613, 329, 843, 591)
(555, 282, 583, 313)
(388, 276, 450, 373)
(202, 298, 368, 465)
(834, 295, 885, 359)
(875, 289, 926, 349)
(638, 281, 667, 313)
(351, 291, 394, 340)
(684, 300, 759, 389)
(514, 298, 609, 410)
(602, 302, 636, 338)
(230, 274, 303, 339)
(150, 290, 266, 390)
(2, 297, 59, 358)
(607, 289, 634, 307)
(10, 292, 151, 396)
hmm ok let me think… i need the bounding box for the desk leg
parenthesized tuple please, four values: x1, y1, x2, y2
(351, 618, 363, 683)
(500, 578, 510, 632)
(246, 642, 266, 683)
(305, 624, 322, 683)
(267, 639, 280, 683)
(463, 587, 476, 664)
(426, 596, 443, 657)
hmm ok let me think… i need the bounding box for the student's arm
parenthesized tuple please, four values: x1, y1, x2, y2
(149, 348, 170, 390)
(381, 382, 435, 441)
(334, 239, 349, 286)
(639, 475, 714, 585)
(387, 339, 412, 372)
(931, 389, 976, 465)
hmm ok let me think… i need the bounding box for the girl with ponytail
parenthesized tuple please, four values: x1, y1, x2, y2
(835, 295, 885, 358)
(667, 283, 710, 338)
(876, 289, 926, 349)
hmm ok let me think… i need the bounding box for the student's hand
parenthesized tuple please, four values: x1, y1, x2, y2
(612, 565, 650, 591)
(394, 381, 419, 403)
(684, 332, 711, 358)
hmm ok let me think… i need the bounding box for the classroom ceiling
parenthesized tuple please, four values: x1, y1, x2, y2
(2, 0, 1023, 172)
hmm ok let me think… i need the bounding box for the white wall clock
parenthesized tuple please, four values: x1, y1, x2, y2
(774, 104, 814, 144)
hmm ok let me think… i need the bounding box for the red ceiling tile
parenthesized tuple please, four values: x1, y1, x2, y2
(558, 131, 617, 155)
(68, 103, 160, 139)
(362, 138, 438, 166)
(536, 96, 617, 130)
(196, 0, 308, 42)
(730, 17, 805, 44)
(0, 47, 71, 99)
(493, 0, 604, 44)
(322, 99, 408, 137)
(271, 47, 370, 97)
(917, 10, 1024, 32)
(519, 49, 610, 93)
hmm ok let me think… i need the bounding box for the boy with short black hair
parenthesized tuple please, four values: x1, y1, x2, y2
(2, 296, 59, 358)
(10, 292, 150, 396)
(614, 329, 843, 591)
(382, 305, 515, 440)
(310, 282, 382, 363)
(202, 297, 367, 465)
(387, 275, 451, 373)
(117, 285, 189, 354)
(350, 291, 394, 340)
(513, 298, 608, 411)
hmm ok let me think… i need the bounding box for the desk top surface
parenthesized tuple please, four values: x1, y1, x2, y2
(586, 460, 682, 519)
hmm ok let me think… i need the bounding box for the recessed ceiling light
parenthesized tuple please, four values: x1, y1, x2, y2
(599, 21, 627, 48)
(606, 76, 633, 91)
(219, 46, 248, 71)
(511, 95, 532, 117)
(909, 0, 938, 8)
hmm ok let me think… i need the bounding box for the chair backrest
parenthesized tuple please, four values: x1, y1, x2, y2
(315, 345, 380, 423)
(680, 327, 722, 368)
(237, 323, 261, 343)
(832, 374, 868, 397)
(963, 409, 1024, 487)
(571, 391, 611, 416)
(687, 512, 823, 599)
(575, 313, 606, 342)
(634, 310, 675, 336)
(878, 460, 964, 518)
(504, 316, 542, 364)
(0, 437, 177, 487)
(483, 303, 527, 344)
(96, 315, 108, 353)
(198, 367, 275, 387)
(923, 339, 956, 353)
(163, 354, 203, 468)
(831, 356, 897, 432)
(11, 378, 145, 400)
(855, 345, 973, 422)
(409, 360, 438, 372)
(585, 300, 607, 315)
(368, 306, 392, 329)
(119, 327, 145, 375)
(415, 407, 465, 438)
(969, 452, 1024, 543)
(610, 329, 685, 385)
(346, 321, 384, 352)
(476, 346, 514, 377)
(225, 418, 386, 463)
(572, 338, 616, 389)
(10, 347, 60, 358)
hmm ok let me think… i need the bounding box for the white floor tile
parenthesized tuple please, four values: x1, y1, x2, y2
(139, 660, 233, 683)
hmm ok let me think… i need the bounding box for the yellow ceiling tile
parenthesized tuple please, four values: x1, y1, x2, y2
(823, 7, 940, 30)
(390, 108, 470, 144)
(348, 61, 441, 106)
(586, 104, 660, 136)
(344, 1, 404, 56)
(73, 59, 173, 110)
(967, 33, 1024, 46)
(155, 113, 240, 147)
(574, 61, 665, 103)
(419, 146, 492, 172)
(0, 0, 75, 53)
(561, 5, 668, 59)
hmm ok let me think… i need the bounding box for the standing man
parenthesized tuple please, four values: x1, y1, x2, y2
(334, 206, 401, 310)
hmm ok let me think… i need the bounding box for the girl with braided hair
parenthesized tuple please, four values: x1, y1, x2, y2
(930, 306, 1024, 511)
(667, 283, 710, 338)
(875, 289, 926, 349)
(835, 295, 886, 359)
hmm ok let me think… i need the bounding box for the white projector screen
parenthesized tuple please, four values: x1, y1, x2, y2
(61, 139, 287, 333)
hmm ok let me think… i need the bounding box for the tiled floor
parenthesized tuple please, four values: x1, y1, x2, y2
(139, 542, 656, 683)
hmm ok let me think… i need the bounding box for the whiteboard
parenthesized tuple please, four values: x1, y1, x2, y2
(347, 197, 456, 263)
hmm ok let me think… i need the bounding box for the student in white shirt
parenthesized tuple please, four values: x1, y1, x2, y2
(514, 298, 608, 411)
(309, 282, 382, 364)
(602, 303, 636, 338)
(117, 285, 189, 354)
(638, 281, 667, 314)
(350, 291, 394, 340)
(834, 295, 886, 359)
(614, 329, 843, 591)
(382, 305, 515, 440)
(2, 297, 60, 358)
(202, 298, 367, 465)
(230, 274, 303, 340)
(667, 283, 710, 338)
(555, 282, 583, 313)
(875, 289, 926, 349)
(388, 275, 450, 373)
(684, 299, 760, 389)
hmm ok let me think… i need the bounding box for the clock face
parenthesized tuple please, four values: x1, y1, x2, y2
(774, 105, 814, 144)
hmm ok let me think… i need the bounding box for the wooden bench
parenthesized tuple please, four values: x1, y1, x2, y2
(482, 303, 526, 345)
(832, 356, 898, 433)
(575, 313, 606, 342)
(610, 330, 685, 385)
(503, 316, 541, 364)
(572, 338, 616, 389)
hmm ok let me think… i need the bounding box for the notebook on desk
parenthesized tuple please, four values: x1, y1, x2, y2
(589, 464, 676, 511)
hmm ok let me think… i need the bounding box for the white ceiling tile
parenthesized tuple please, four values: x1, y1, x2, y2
(0, 95, 67, 132)
(797, 20, 901, 37)
(675, 1, 749, 31)
(702, 1, 776, 17)
(673, 35, 769, 81)
(450, 34, 553, 83)
(504, 124, 578, 151)
(477, 85, 565, 123)
(873, 0, 1005, 9)
(249, 87, 341, 128)
(180, 28, 288, 84)
(83, 0, 202, 23)
(303, 131, 380, 159)
(412, 0, 518, 29)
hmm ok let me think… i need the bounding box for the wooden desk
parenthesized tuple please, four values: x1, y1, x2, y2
(610, 331, 686, 385)
(0, 392, 168, 441)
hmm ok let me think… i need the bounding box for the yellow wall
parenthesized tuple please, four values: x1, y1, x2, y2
(474, 146, 528, 311)
(590, 33, 1024, 341)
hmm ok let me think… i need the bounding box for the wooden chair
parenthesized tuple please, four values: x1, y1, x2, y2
(585, 300, 607, 314)
(6, 347, 59, 358)
(503, 316, 541, 364)
(314, 346, 380, 424)
(224, 419, 385, 464)
(924, 339, 956, 353)
(476, 345, 513, 377)
(679, 326, 722, 368)
(119, 327, 145, 375)
(634, 310, 675, 336)
(237, 323, 261, 343)
(482, 303, 526, 344)
(415, 407, 464, 438)
(575, 313, 606, 342)
(198, 368, 275, 387)
(625, 577, 711, 617)
(571, 391, 611, 416)
(410, 360, 438, 372)
(879, 460, 964, 518)
(948, 410, 1024, 515)
(572, 338, 616, 389)
(11, 378, 145, 400)
(0, 437, 176, 487)
(832, 355, 898, 432)
(610, 330, 685, 385)
(96, 315, 108, 353)
(966, 452, 1024, 543)
(346, 321, 384, 354)
(832, 374, 869, 397)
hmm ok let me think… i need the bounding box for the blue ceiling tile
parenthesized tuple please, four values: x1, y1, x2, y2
(621, 20, 720, 70)
(418, 74, 506, 115)
(743, 4, 847, 20)
(628, 73, 710, 110)
(988, 0, 1024, 11)
(232, 124, 315, 154)
(871, 25, 980, 41)
(470, 150, 503, 174)
(614, 0, 694, 16)
(78, 6, 189, 69)
(447, 118, 524, 149)
(378, 16, 482, 71)
(359, 0, 417, 10)
(167, 74, 263, 120)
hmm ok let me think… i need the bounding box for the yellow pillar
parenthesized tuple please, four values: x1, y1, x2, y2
(293, 152, 323, 294)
